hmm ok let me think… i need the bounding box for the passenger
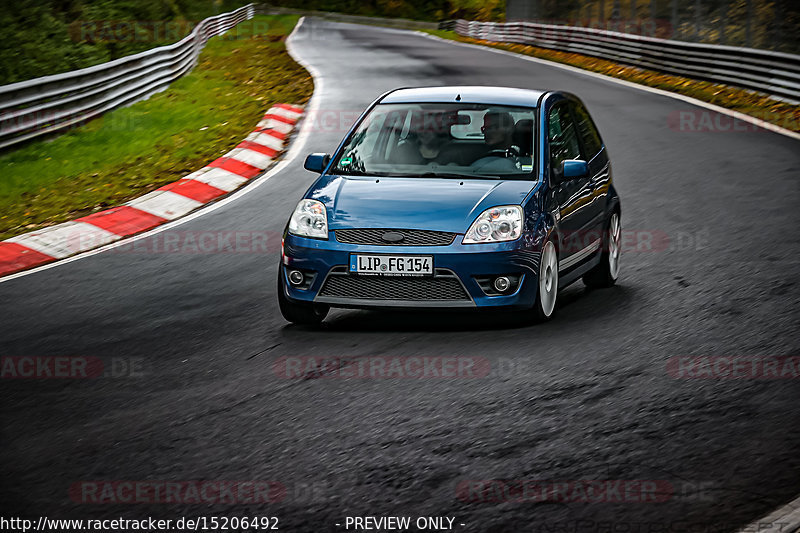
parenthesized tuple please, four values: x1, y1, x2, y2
(392, 112, 458, 166)
(416, 122, 449, 163)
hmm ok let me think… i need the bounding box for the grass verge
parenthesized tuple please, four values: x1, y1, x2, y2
(425, 29, 800, 135)
(0, 15, 312, 241)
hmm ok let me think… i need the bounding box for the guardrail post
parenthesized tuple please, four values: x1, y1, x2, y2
(772, 0, 783, 48)
(693, 0, 701, 41)
(671, 0, 678, 39)
(745, 0, 752, 47)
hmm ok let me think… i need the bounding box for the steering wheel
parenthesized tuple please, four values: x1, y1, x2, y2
(480, 146, 520, 159)
(470, 146, 520, 166)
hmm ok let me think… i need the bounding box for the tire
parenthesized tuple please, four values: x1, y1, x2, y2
(277, 267, 329, 326)
(531, 239, 559, 321)
(583, 211, 621, 289)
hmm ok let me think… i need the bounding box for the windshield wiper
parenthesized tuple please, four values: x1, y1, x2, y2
(384, 172, 502, 180)
(335, 169, 379, 176)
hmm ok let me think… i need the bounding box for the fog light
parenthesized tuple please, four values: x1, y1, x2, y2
(288, 270, 304, 286)
(494, 276, 511, 292)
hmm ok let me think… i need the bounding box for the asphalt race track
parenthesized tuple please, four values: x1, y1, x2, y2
(1, 18, 799, 532)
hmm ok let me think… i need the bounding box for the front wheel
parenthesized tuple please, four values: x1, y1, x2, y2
(277, 267, 329, 326)
(531, 239, 559, 321)
(583, 211, 621, 289)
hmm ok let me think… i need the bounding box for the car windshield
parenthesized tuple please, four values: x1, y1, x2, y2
(331, 103, 537, 180)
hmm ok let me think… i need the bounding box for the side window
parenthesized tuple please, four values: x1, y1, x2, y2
(548, 103, 581, 174)
(571, 102, 603, 159)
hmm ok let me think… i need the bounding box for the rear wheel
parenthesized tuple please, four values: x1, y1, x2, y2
(583, 211, 621, 289)
(277, 267, 329, 326)
(531, 239, 559, 321)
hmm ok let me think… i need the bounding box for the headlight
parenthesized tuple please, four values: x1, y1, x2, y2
(463, 206, 523, 244)
(289, 199, 328, 239)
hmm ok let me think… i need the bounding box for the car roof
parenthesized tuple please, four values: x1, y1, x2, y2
(380, 86, 546, 107)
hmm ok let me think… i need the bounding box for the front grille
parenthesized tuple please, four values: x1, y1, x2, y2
(319, 270, 470, 301)
(335, 228, 456, 246)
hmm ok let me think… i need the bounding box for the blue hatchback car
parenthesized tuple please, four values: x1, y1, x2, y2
(278, 86, 621, 325)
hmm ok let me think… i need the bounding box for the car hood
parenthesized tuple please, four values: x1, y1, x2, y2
(308, 175, 536, 232)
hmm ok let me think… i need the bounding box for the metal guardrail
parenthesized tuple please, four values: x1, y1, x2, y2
(0, 4, 255, 151)
(441, 19, 800, 104)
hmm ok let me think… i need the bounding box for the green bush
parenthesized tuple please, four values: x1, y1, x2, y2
(266, 0, 505, 23)
(0, 0, 249, 85)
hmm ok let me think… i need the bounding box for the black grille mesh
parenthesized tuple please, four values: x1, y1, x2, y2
(319, 273, 469, 301)
(335, 228, 456, 246)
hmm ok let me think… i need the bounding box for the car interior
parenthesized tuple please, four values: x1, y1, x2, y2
(334, 104, 536, 177)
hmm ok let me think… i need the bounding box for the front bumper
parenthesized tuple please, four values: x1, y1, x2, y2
(281, 232, 542, 309)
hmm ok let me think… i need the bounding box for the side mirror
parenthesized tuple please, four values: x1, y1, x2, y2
(561, 159, 589, 180)
(304, 153, 330, 173)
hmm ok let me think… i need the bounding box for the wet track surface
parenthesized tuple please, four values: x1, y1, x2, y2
(1, 18, 799, 532)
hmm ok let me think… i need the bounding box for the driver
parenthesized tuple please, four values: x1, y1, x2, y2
(469, 111, 519, 171)
(481, 111, 515, 151)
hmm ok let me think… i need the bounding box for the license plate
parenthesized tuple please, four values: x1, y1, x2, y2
(350, 254, 433, 276)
